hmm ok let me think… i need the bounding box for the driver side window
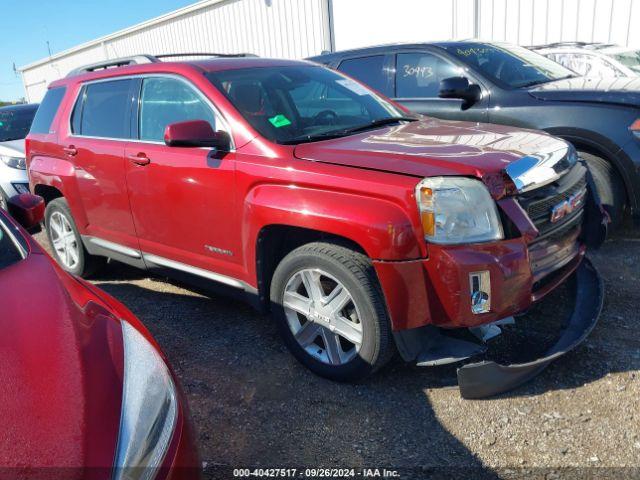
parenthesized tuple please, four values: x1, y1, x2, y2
(139, 77, 223, 142)
(395, 53, 461, 98)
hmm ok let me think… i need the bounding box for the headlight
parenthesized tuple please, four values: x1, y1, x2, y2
(415, 177, 504, 244)
(114, 321, 178, 480)
(0, 155, 26, 170)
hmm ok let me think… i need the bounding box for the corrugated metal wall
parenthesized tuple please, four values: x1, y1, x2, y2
(20, 0, 640, 102)
(21, 0, 331, 102)
(476, 0, 640, 47)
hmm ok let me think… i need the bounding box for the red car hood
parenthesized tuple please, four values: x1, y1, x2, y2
(294, 118, 569, 183)
(0, 252, 122, 477)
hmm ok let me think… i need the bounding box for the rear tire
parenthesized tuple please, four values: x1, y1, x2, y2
(579, 151, 626, 229)
(45, 198, 105, 277)
(270, 242, 394, 382)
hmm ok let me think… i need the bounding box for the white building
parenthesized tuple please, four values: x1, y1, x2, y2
(20, 0, 640, 102)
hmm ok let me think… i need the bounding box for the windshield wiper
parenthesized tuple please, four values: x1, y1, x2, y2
(282, 116, 418, 145)
(519, 74, 576, 88)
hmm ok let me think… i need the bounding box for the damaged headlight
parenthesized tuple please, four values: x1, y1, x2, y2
(415, 177, 504, 244)
(113, 321, 178, 480)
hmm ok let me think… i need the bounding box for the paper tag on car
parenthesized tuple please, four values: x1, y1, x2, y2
(269, 114, 292, 128)
(336, 79, 370, 96)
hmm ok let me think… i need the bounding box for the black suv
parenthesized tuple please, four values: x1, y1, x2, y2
(309, 41, 640, 227)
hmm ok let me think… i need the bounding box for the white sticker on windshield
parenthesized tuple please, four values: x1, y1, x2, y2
(336, 79, 370, 96)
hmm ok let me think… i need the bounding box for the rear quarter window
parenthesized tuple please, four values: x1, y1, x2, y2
(29, 87, 66, 134)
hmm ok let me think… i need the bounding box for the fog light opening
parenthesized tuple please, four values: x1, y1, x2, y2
(470, 271, 491, 314)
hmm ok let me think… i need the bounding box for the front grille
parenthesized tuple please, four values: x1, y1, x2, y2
(517, 163, 588, 282)
(518, 163, 588, 239)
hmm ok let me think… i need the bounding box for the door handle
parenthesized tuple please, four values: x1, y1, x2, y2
(63, 146, 78, 156)
(128, 153, 151, 166)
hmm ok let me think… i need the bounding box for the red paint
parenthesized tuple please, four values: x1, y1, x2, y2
(0, 210, 199, 478)
(7, 193, 45, 229)
(26, 58, 586, 333)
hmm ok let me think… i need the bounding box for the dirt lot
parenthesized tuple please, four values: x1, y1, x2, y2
(35, 231, 640, 479)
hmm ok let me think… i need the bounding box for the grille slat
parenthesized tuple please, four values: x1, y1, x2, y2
(519, 164, 587, 237)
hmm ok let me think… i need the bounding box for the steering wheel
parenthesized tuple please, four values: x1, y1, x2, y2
(313, 109, 339, 125)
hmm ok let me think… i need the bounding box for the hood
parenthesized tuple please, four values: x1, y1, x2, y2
(0, 252, 122, 476)
(529, 76, 640, 107)
(0, 138, 25, 156)
(294, 118, 569, 186)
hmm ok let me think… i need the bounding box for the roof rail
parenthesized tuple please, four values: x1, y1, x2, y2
(530, 41, 598, 49)
(66, 52, 259, 78)
(66, 55, 160, 77)
(155, 52, 258, 59)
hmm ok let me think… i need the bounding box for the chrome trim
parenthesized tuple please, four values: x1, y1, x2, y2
(142, 253, 247, 290)
(504, 143, 576, 193)
(67, 73, 235, 151)
(88, 237, 142, 258)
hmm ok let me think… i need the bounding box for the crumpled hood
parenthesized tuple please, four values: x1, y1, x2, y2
(529, 76, 640, 107)
(294, 118, 569, 182)
(0, 253, 122, 475)
(0, 139, 25, 156)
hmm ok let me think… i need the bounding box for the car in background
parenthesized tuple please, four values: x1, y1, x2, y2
(0, 104, 38, 210)
(532, 42, 640, 78)
(0, 193, 199, 479)
(309, 41, 640, 228)
(26, 54, 605, 398)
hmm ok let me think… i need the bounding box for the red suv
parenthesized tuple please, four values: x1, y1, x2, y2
(27, 54, 606, 397)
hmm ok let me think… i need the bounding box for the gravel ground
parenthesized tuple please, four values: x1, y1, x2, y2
(35, 231, 640, 479)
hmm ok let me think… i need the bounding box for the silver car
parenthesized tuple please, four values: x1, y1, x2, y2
(532, 42, 640, 78)
(0, 104, 38, 210)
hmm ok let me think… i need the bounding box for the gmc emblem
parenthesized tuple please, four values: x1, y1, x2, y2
(550, 189, 586, 223)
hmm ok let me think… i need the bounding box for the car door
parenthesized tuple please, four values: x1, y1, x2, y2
(124, 75, 240, 279)
(390, 51, 489, 122)
(64, 78, 139, 249)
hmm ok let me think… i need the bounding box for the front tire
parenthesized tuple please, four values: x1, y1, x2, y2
(580, 151, 626, 229)
(270, 242, 394, 382)
(45, 198, 105, 277)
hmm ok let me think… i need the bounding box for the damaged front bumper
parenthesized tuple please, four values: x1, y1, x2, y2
(457, 257, 603, 399)
(393, 257, 603, 399)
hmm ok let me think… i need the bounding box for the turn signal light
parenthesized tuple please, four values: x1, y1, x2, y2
(630, 119, 640, 137)
(417, 186, 435, 236)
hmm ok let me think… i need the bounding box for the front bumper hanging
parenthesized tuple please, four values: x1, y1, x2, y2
(457, 257, 603, 399)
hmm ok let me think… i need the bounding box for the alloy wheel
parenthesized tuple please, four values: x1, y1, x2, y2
(49, 211, 80, 270)
(283, 268, 363, 366)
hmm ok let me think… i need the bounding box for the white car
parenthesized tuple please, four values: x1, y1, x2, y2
(0, 104, 38, 210)
(532, 42, 640, 78)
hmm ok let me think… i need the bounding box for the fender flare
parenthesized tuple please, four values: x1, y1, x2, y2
(242, 182, 424, 279)
(29, 156, 89, 227)
(543, 126, 638, 211)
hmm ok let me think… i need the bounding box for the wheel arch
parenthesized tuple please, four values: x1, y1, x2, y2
(544, 127, 634, 210)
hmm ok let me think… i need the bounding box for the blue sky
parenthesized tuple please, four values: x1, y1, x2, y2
(0, 0, 196, 101)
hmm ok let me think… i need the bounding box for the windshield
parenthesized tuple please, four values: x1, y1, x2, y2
(206, 65, 411, 144)
(444, 43, 575, 88)
(611, 50, 640, 73)
(0, 106, 37, 142)
(0, 218, 23, 271)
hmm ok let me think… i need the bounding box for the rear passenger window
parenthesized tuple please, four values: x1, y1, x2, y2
(75, 79, 133, 139)
(139, 77, 218, 142)
(396, 52, 461, 98)
(30, 87, 66, 134)
(337, 56, 391, 96)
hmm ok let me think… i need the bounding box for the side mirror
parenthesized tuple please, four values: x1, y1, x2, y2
(438, 77, 482, 109)
(164, 120, 231, 150)
(7, 193, 45, 232)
